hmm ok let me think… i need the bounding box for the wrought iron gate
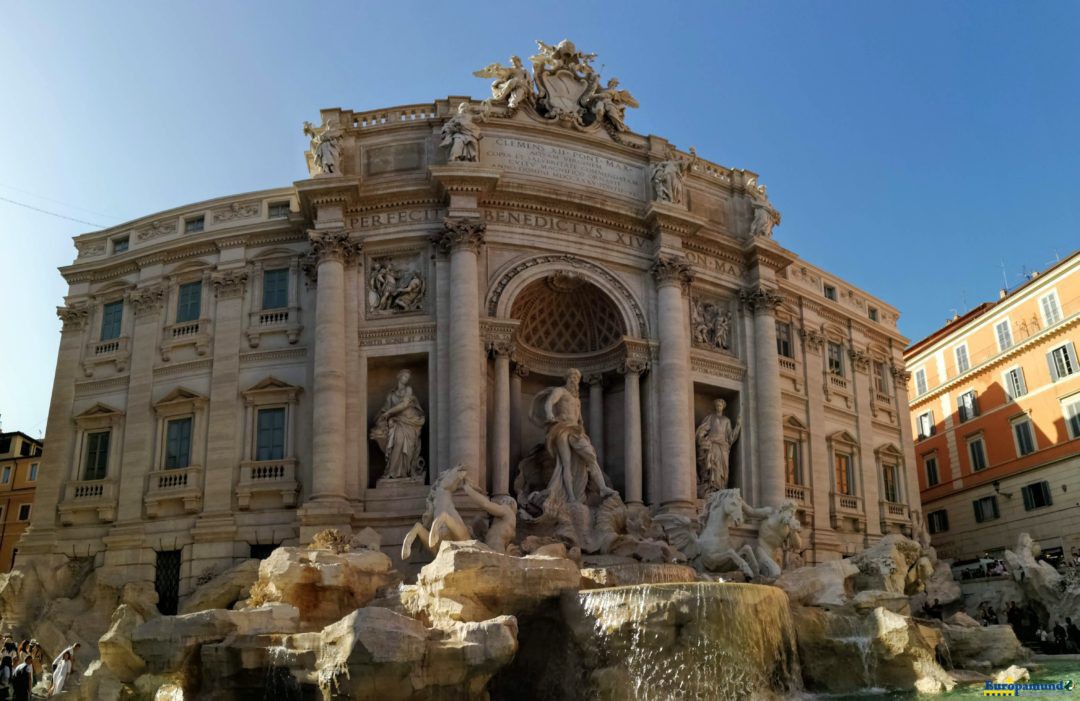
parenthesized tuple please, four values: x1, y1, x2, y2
(155, 550, 182, 615)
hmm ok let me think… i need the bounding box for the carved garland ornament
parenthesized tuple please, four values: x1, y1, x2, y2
(128, 286, 166, 315)
(212, 270, 249, 299)
(487, 254, 648, 336)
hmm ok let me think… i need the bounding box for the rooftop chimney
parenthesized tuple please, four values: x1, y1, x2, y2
(998, 288, 1008, 300)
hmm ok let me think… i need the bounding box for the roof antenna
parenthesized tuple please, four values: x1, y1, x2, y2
(998, 259, 1009, 290)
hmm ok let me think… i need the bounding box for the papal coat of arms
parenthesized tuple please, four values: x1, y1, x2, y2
(473, 39, 639, 135)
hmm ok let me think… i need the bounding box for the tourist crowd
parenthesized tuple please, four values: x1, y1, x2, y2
(0, 638, 81, 699)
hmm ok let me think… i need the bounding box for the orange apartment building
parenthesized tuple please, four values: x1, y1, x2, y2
(905, 250, 1080, 563)
(0, 431, 43, 572)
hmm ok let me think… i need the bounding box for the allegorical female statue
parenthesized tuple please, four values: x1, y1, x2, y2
(440, 103, 481, 162)
(529, 368, 617, 505)
(695, 398, 742, 494)
(369, 369, 426, 480)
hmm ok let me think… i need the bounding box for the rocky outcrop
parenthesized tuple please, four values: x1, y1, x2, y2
(98, 604, 147, 682)
(792, 605, 955, 694)
(249, 546, 397, 627)
(178, 559, 260, 614)
(851, 534, 925, 595)
(775, 559, 858, 607)
(404, 540, 580, 624)
(940, 622, 1028, 669)
(579, 562, 698, 589)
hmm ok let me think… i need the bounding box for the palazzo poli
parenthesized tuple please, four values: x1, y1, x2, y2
(23, 40, 919, 606)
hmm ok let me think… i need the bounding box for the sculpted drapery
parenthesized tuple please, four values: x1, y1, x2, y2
(370, 369, 426, 479)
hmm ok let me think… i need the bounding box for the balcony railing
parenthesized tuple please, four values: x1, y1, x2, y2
(238, 458, 299, 509)
(779, 356, 797, 373)
(785, 483, 809, 503)
(828, 374, 849, 392)
(831, 491, 863, 515)
(145, 465, 203, 516)
(247, 307, 302, 347)
(349, 104, 438, 129)
(880, 500, 910, 525)
(160, 319, 210, 360)
(59, 479, 117, 525)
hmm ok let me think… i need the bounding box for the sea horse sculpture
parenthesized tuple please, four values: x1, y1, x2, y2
(655, 488, 760, 578)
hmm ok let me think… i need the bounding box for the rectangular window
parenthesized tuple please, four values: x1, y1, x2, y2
(268, 202, 290, 219)
(0, 466, 10, 484)
(924, 455, 939, 487)
(17, 504, 30, 521)
(917, 411, 935, 440)
(1021, 480, 1052, 511)
(1048, 343, 1078, 381)
(914, 368, 928, 396)
(83, 430, 110, 480)
(823, 284, 837, 301)
(100, 300, 123, 341)
(968, 436, 988, 472)
(834, 453, 854, 496)
(256, 407, 286, 461)
(1063, 396, 1080, 440)
(957, 390, 979, 422)
(775, 321, 793, 359)
(262, 269, 289, 310)
(184, 215, 204, 234)
(28, 463, 38, 481)
(1004, 367, 1027, 400)
(882, 463, 900, 503)
(827, 342, 844, 376)
(874, 361, 890, 395)
(973, 495, 999, 523)
(995, 320, 1013, 351)
(868, 307, 879, 322)
(175, 281, 202, 323)
(1040, 292, 1062, 326)
(1012, 416, 1036, 457)
(927, 509, 949, 534)
(784, 438, 802, 485)
(955, 345, 970, 374)
(112, 236, 129, 254)
(164, 418, 192, 469)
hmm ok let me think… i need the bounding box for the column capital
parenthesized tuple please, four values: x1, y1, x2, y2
(739, 285, 783, 315)
(585, 373, 605, 387)
(798, 326, 825, 354)
(434, 217, 486, 255)
(211, 269, 249, 299)
(848, 347, 871, 374)
(619, 356, 649, 375)
(890, 364, 912, 385)
(57, 303, 90, 331)
(513, 364, 530, 379)
(308, 229, 362, 265)
(651, 255, 694, 292)
(488, 339, 515, 357)
(127, 285, 166, 316)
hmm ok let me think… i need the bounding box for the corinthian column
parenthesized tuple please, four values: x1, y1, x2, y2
(307, 230, 360, 504)
(620, 355, 647, 505)
(742, 284, 785, 507)
(587, 374, 605, 468)
(435, 218, 485, 484)
(652, 256, 696, 513)
(490, 342, 512, 497)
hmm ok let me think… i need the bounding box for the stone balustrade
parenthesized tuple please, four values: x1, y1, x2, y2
(144, 465, 204, 517)
(238, 458, 300, 510)
(58, 479, 118, 525)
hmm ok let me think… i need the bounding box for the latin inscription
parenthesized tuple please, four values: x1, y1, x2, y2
(351, 208, 445, 230)
(685, 250, 742, 277)
(481, 137, 645, 199)
(483, 209, 649, 250)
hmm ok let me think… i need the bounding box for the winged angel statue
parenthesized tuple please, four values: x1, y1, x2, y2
(473, 56, 532, 112)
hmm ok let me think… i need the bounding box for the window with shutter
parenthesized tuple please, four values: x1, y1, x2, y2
(915, 369, 928, 396)
(958, 391, 978, 422)
(968, 437, 988, 471)
(1021, 481, 1052, 511)
(995, 320, 1013, 351)
(973, 495, 999, 523)
(924, 455, 939, 487)
(1012, 417, 1036, 457)
(1049, 343, 1078, 381)
(1040, 292, 1062, 326)
(917, 412, 935, 440)
(955, 345, 970, 373)
(927, 509, 949, 534)
(1004, 367, 1027, 399)
(1062, 396, 1080, 440)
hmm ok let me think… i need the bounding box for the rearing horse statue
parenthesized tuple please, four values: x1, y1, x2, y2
(655, 488, 760, 579)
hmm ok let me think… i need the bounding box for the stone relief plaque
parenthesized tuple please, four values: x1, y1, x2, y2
(364, 141, 426, 177)
(366, 252, 427, 317)
(691, 296, 735, 354)
(480, 137, 645, 199)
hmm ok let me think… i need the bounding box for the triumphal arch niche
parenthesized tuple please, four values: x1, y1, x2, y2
(32, 39, 917, 594)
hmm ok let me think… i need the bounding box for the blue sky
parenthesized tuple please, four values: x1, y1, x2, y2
(1, 1, 1078, 434)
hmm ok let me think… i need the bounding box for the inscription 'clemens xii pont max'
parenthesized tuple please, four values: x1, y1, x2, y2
(481, 137, 645, 199)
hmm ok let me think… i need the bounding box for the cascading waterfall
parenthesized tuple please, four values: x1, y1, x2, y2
(566, 582, 802, 700)
(262, 644, 305, 700)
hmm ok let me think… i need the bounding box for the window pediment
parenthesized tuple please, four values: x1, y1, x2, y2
(74, 402, 125, 428)
(783, 415, 808, 435)
(827, 430, 859, 449)
(154, 387, 208, 416)
(875, 442, 904, 459)
(243, 376, 302, 404)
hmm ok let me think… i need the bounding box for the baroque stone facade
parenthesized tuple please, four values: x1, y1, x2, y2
(21, 40, 919, 607)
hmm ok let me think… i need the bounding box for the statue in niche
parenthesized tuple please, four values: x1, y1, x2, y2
(751, 501, 803, 579)
(369, 369, 426, 480)
(695, 398, 742, 495)
(530, 368, 618, 506)
(473, 56, 533, 112)
(401, 464, 519, 558)
(691, 299, 732, 351)
(655, 488, 761, 579)
(583, 76, 638, 132)
(747, 177, 781, 239)
(368, 259, 425, 313)
(650, 147, 697, 204)
(303, 118, 342, 175)
(440, 103, 481, 162)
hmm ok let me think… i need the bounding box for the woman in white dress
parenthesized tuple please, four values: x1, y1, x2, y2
(48, 650, 71, 697)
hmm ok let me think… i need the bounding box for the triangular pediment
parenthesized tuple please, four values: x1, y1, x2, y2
(75, 402, 123, 419)
(245, 376, 299, 393)
(828, 430, 859, 447)
(242, 376, 302, 401)
(875, 442, 904, 458)
(154, 387, 208, 408)
(783, 415, 808, 432)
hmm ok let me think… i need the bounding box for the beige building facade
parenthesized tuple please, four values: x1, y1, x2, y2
(20, 41, 920, 610)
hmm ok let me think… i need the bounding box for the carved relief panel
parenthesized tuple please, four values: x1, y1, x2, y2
(365, 251, 427, 318)
(690, 294, 736, 355)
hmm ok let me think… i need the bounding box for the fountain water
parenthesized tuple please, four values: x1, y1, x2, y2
(564, 582, 802, 700)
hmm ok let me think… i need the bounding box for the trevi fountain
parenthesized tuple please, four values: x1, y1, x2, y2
(0, 39, 1046, 699)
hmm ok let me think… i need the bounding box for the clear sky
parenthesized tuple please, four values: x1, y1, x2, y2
(1, 1, 1078, 435)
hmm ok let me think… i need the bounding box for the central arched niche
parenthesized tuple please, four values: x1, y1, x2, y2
(510, 272, 626, 357)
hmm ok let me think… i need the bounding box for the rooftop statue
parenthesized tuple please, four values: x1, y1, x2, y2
(650, 147, 697, 204)
(303, 118, 342, 176)
(473, 56, 532, 112)
(747, 177, 781, 238)
(440, 103, 481, 162)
